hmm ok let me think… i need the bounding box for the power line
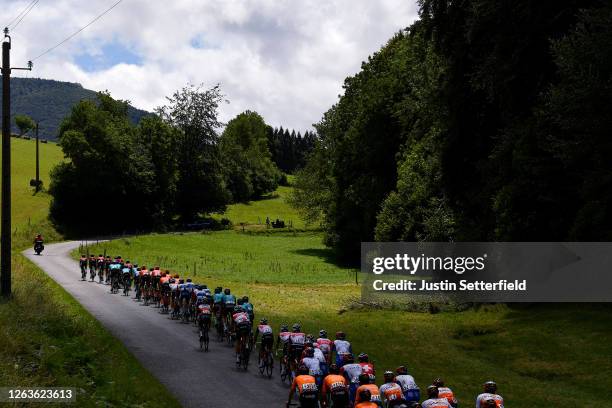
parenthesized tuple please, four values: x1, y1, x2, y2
(31, 0, 124, 62)
(5, 0, 38, 28)
(11, 0, 39, 31)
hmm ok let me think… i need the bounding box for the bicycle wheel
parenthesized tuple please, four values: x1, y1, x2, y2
(266, 353, 274, 378)
(258, 354, 265, 376)
(204, 328, 209, 352)
(199, 330, 204, 351)
(241, 342, 249, 370)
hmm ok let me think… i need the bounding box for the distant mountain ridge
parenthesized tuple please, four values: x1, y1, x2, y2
(2, 77, 150, 140)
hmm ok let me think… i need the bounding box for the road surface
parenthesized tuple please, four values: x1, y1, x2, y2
(24, 241, 289, 408)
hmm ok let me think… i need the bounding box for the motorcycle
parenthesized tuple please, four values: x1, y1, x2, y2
(34, 241, 44, 255)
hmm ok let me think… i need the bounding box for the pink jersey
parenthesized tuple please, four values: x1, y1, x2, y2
(232, 312, 250, 325)
(290, 332, 306, 346)
(316, 338, 333, 354)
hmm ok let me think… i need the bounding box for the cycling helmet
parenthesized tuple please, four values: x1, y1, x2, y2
(432, 378, 444, 387)
(233, 306, 242, 313)
(260, 318, 268, 325)
(98, 254, 103, 257)
(186, 278, 192, 282)
(358, 353, 369, 362)
(319, 329, 327, 338)
(484, 381, 497, 393)
(133, 264, 138, 267)
(426, 385, 439, 398)
(328, 364, 340, 375)
(81, 254, 86, 257)
(306, 334, 315, 343)
(358, 373, 370, 385)
(358, 389, 372, 403)
(383, 371, 395, 382)
(396, 366, 408, 375)
(224, 288, 230, 295)
(280, 324, 289, 332)
(179, 279, 184, 284)
(202, 284, 207, 289)
(214, 287, 221, 294)
(292, 323, 301, 332)
(297, 365, 309, 376)
(243, 296, 249, 302)
(335, 331, 346, 340)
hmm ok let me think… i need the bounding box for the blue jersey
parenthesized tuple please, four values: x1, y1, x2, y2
(213, 293, 224, 304)
(223, 294, 236, 306)
(242, 302, 254, 313)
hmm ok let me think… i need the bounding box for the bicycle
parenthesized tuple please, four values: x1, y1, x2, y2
(89, 266, 96, 282)
(236, 331, 251, 370)
(279, 352, 290, 383)
(258, 342, 274, 378)
(123, 277, 131, 296)
(80, 266, 86, 281)
(199, 320, 210, 352)
(111, 275, 120, 294)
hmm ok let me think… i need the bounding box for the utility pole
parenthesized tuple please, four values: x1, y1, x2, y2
(35, 122, 39, 193)
(1, 27, 32, 298)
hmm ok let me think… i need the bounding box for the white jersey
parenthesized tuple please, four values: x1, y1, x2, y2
(422, 398, 452, 408)
(341, 363, 362, 383)
(279, 331, 291, 343)
(334, 339, 351, 354)
(476, 393, 504, 408)
(257, 324, 273, 335)
(313, 347, 326, 363)
(302, 357, 322, 375)
(396, 374, 419, 391)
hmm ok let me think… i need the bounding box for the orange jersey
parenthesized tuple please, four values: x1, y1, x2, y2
(379, 382, 404, 404)
(355, 384, 382, 404)
(321, 374, 348, 397)
(355, 403, 378, 408)
(291, 375, 318, 396)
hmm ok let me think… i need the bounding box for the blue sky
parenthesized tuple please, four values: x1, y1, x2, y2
(5, 0, 418, 130)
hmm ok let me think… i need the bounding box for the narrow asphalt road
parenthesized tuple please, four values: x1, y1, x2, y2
(23, 241, 289, 408)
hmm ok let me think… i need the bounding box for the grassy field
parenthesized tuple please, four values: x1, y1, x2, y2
(0, 138, 180, 407)
(212, 176, 316, 230)
(82, 193, 612, 407)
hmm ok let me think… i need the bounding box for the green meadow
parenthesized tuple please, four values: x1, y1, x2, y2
(83, 184, 612, 408)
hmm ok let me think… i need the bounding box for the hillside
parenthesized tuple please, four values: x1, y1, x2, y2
(3, 77, 150, 140)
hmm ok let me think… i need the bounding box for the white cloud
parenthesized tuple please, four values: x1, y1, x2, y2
(4, 0, 419, 130)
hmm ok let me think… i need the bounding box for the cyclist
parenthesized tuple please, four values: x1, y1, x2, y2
(312, 343, 328, 376)
(104, 255, 112, 283)
(196, 297, 212, 335)
(287, 365, 318, 408)
(432, 379, 456, 407)
(339, 353, 361, 405)
(288, 324, 306, 374)
(222, 288, 236, 330)
(355, 373, 382, 406)
(358, 353, 375, 379)
(317, 329, 333, 365)
(88, 254, 97, 281)
(475, 381, 503, 408)
(355, 389, 379, 408)
(333, 331, 352, 368)
(254, 318, 274, 368)
(421, 385, 451, 408)
(301, 347, 323, 388)
(122, 263, 132, 295)
(96, 254, 105, 282)
(395, 367, 420, 403)
(321, 363, 349, 408)
(79, 255, 87, 280)
(242, 295, 254, 323)
(231, 305, 251, 364)
(379, 371, 406, 407)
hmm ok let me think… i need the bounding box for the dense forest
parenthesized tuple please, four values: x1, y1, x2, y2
(49, 87, 287, 234)
(291, 0, 612, 260)
(266, 127, 316, 173)
(5, 78, 149, 139)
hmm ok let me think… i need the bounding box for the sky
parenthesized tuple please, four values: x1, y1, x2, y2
(3, 0, 419, 131)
